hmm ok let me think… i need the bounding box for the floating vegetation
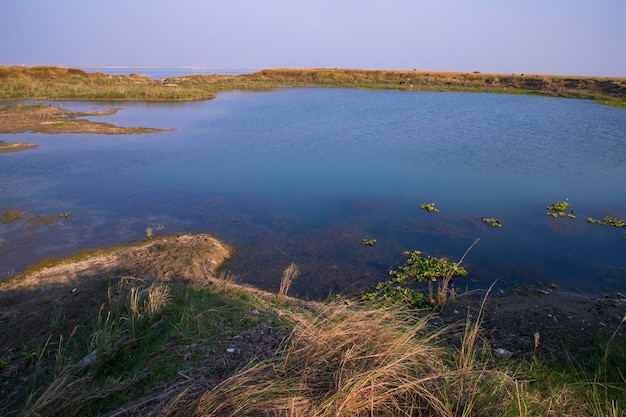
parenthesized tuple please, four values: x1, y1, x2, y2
(363, 250, 468, 308)
(58, 212, 72, 218)
(587, 216, 626, 228)
(547, 200, 570, 212)
(546, 199, 575, 218)
(481, 217, 502, 227)
(419, 203, 440, 213)
(362, 238, 377, 246)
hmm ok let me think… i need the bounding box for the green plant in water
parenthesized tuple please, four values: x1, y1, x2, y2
(145, 226, 153, 240)
(547, 200, 569, 212)
(587, 216, 626, 228)
(363, 247, 471, 307)
(481, 217, 502, 227)
(420, 202, 440, 213)
(362, 238, 377, 246)
(389, 250, 468, 283)
(546, 199, 575, 218)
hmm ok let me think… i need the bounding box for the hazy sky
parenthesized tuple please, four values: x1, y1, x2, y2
(2, 0, 625, 76)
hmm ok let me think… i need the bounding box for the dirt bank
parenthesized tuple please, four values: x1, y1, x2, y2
(0, 234, 230, 356)
(435, 287, 626, 362)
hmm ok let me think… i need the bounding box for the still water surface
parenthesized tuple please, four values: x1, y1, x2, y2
(1, 89, 625, 297)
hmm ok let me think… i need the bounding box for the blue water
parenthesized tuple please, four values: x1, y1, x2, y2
(1, 89, 625, 297)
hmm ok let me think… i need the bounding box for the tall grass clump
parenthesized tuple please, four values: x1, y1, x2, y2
(176, 303, 578, 417)
(186, 305, 448, 416)
(278, 262, 299, 298)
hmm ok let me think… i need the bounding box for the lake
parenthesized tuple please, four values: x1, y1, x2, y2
(1, 88, 625, 298)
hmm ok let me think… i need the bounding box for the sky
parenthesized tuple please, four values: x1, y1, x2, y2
(1, 0, 625, 77)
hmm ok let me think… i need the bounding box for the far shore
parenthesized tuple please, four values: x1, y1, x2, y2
(1, 65, 625, 106)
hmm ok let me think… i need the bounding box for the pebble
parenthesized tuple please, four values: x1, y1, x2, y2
(493, 348, 513, 359)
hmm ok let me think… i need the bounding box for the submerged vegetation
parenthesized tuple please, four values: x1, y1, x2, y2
(362, 238, 377, 246)
(1, 65, 625, 107)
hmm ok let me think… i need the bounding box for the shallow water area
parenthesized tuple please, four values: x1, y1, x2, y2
(1, 89, 625, 298)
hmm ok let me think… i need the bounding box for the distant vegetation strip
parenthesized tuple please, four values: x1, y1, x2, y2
(0, 65, 625, 107)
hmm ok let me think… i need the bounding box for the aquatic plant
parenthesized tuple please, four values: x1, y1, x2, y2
(363, 249, 469, 307)
(145, 226, 153, 240)
(547, 200, 569, 212)
(362, 238, 377, 246)
(481, 217, 502, 227)
(546, 199, 575, 218)
(587, 216, 626, 228)
(420, 203, 440, 213)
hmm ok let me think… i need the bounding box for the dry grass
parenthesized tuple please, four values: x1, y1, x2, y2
(279, 262, 300, 298)
(0, 66, 216, 101)
(183, 305, 448, 417)
(1, 65, 624, 106)
(163, 302, 591, 417)
(8, 279, 622, 417)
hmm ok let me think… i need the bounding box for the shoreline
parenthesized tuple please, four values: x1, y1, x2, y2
(0, 140, 38, 153)
(2, 234, 624, 416)
(2, 234, 624, 360)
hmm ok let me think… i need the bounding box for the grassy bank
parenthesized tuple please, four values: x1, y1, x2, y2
(1, 238, 624, 416)
(1, 66, 625, 107)
(0, 66, 217, 101)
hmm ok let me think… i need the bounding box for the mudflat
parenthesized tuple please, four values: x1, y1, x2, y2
(0, 104, 169, 152)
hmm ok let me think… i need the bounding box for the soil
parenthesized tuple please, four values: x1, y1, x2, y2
(435, 288, 626, 363)
(0, 104, 170, 153)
